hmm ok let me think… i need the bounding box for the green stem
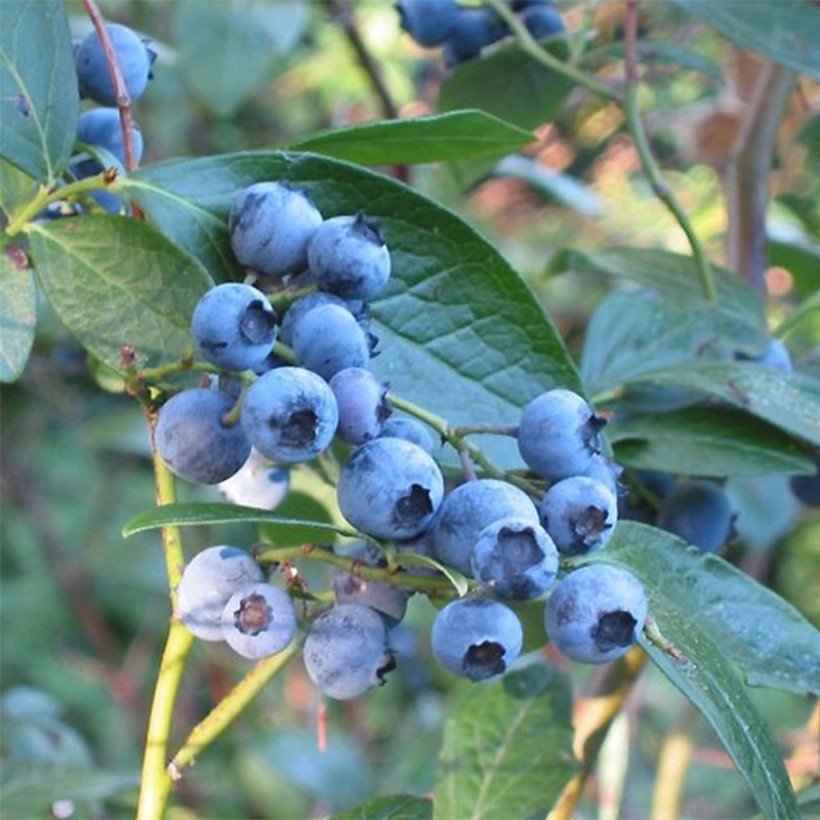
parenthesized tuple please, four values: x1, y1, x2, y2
(485, 0, 621, 103)
(169, 638, 303, 777)
(257, 544, 463, 597)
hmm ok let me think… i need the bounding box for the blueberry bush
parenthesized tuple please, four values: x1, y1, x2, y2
(1, 1, 819, 818)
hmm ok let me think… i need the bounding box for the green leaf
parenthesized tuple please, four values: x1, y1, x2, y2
(667, 0, 820, 79)
(0, 157, 37, 215)
(438, 42, 574, 130)
(628, 363, 820, 448)
(433, 663, 578, 820)
(291, 111, 534, 165)
(122, 501, 365, 541)
(609, 406, 815, 477)
(0, 0, 78, 183)
(581, 39, 721, 79)
(123, 151, 582, 467)
(725, 475, 800, 552)
(173, 0, 308, 118)
(28, 215, 213, 373)
(0, 248, 36, 382)
(394, 551, 470, 598)
(582, 289, 767, 397)
(551, 247, 766, 329)
(259, 490, 336, 548)
(602, 522, 820, 695)
(332, 795, 433, 820)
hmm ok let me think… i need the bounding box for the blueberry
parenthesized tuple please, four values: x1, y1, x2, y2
(517, 389, 606, 480)
(292, 302, 371, 381)
(378, 416, 437, 455)
(578, 455, 623, 497)
(433, 479, 539, 576)
(790, 459, 820, 507)
(332, 542, 409, 626)
(442, 7, 508, 67)
(229, 182, 323, 278)
(279, 292, 360, 348)
(221, 582, 297, 660)
(470, 517, 559, 600)
(431, 598, 523, 681)
(177, 546, 264, 641)
(303, 603, 395, 700)
(156, 388, 250, 484)
(241, 366, 338, 463)
(329, 367, 392, 445)
(191, 283, 277, 371)
(539, 476, 618, 556)
(396, 0, 459, 47)
(75, 23, 155, 106)
(545, 564, 648, 664)
(308, 214, 391, 300)
(76, 108, 144, 167)
(521, 3, 566, 38)
(657, 480, 734, 553)
(337, 438, 444, 540)
(218, 449, 290, 510)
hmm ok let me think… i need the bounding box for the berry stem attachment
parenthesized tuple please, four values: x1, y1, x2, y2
(221, 391, 245, 428)
(168, 638, 303, 778)
(643, 616, 689, 664)
(80, 0, 140, 173)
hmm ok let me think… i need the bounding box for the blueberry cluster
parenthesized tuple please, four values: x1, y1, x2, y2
(396, 0, 565, 67)
(70, 22, 156, 212)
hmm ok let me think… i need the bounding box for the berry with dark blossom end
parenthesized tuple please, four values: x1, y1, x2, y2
(431, 598, 523, 681)
(329, 367, 392, 445)
(545, 564, 648, 664)
(221, 582, 297, 660)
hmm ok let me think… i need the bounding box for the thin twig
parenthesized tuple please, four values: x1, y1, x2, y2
(80, 0, 140, 173)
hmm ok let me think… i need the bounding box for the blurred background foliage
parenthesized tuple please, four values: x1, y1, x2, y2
(1, 1, 818, 817)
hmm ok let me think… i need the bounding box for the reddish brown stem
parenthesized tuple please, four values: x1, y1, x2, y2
(80, 0, 140, 173)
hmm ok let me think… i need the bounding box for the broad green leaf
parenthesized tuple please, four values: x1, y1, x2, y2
(0, 157, 37, 215)
(173, 0, 308, 118)
(602, 523, 820, 695)
(0, 248, 36, 382)
(438, 42, 574, 130)
(0, 769, 138, 816)
(667, 0, 820, 78)
(582, 289, 767, 396)
(28, 216, 213, 373)
(332, 795, 433, 820)
(550, 247, 766, 329)
(0, 0, 78, 183)
(123, 151, 582, 467)
(291, 111, 534, 165)
(433, 663, 577, 820)
(609, 406, 814, 477)
(582, 39, 721, 79)
(123, 501, 365, 541)
(628, 363, 820, 448)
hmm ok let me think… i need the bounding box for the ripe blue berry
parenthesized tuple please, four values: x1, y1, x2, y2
(75, 23, 155, 106)
(431, 598, 523, 681)
(546, 564, 648, 664)
(332, 542, 409, 626)
(279, 292, 360, 347)
(241, 366, 338, 463)
(76, 108, 144, 168)
(156, 388, 250, 484)
(657, 480, 734, 553)
(177, 546, 264, 641)
(396, 0, 459, 47)
(442, 7, 508, 66)
(308, 214, 391, 300)
(471, 517, 559, 600)
(229, 182, 323, 278)
(578, 455, 623, 497)
(218, 450, 290, 510)
(221, 582, 297, 660)
(517, 389, 606, 480)
(433, 479, 539, 576)
(191, 283, 277, 372)
(337, 438, 444, 540)
(378, 416, 437, 455)
(303, 604, 395, 700)
(539, 476, 618, 555)
(329, 367, 392, 445)
(521, 3, 565, 39)
(292, 303, 371, 380)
